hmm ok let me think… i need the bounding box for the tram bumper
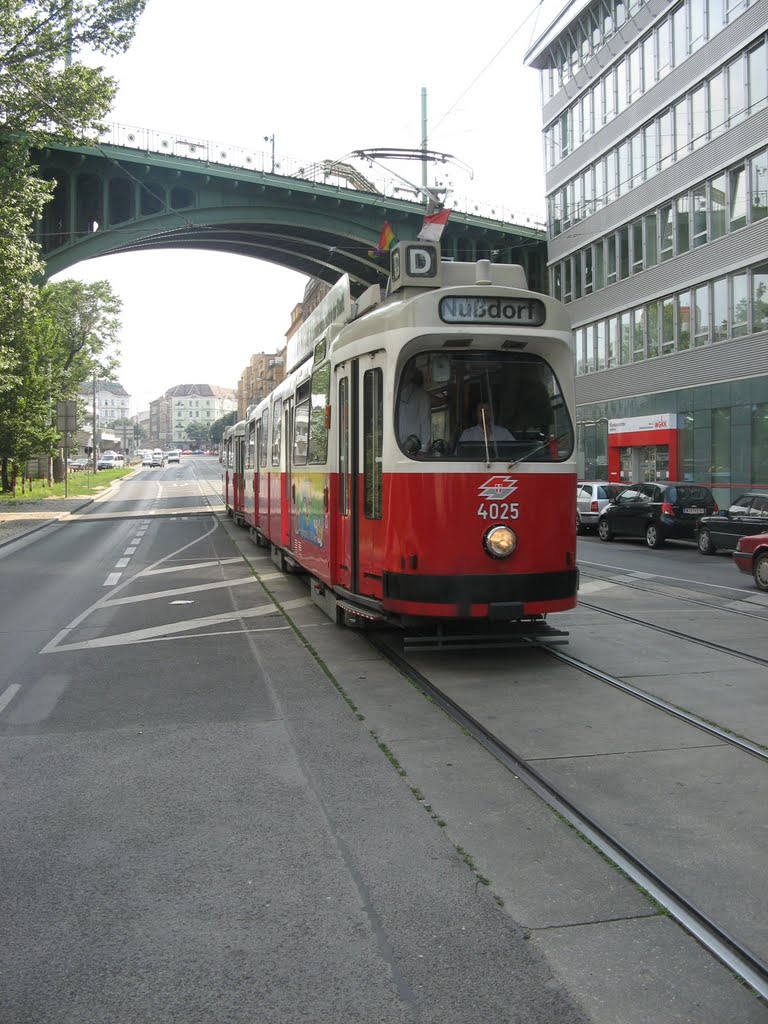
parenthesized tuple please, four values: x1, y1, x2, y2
(382, 569, 578, 620)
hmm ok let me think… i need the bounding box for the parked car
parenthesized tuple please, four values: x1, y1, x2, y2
(68, 458, 90, 471)
(696, 492, 768, 555)
(181, 449, 194, 455)
(166, 450, 181, 463)
(577, 481, 625, 533)
(97, 452, 125, 470)
(597, 482, 718, 548)
(733, 531, 768, 592)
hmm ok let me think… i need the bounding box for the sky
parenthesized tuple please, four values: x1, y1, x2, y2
(54, 0, 564, 415)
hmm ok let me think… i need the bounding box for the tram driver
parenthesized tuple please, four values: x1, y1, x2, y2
(397, 366, 432, 453)
(458, 402, 514, 444)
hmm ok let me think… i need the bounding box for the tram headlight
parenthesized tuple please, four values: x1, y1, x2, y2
(483, 525, 517, 559)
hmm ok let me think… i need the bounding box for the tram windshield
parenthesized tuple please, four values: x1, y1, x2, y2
(396, 351, 573, 462)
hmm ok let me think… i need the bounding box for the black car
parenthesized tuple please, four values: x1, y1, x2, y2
(696, 492, 768, 555)
(597, 482, 718, 548)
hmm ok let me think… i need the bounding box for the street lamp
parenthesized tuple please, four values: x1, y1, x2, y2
(264, 134, 275, 173)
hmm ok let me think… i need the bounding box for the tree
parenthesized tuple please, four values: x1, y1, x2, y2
(209, 411, 237, 446)
(184, 422, 210, 447)
(0, 1, 146, 488)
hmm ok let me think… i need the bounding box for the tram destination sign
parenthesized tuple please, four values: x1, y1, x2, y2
(439, 296, 546, 326)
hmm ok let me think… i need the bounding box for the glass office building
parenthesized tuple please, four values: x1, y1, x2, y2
(526, 0, 768, 505)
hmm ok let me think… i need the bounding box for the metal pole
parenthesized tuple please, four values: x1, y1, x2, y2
(421, 87, 427, 192)
(92, 375, 97, 472)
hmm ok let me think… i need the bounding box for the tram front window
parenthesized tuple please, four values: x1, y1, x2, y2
(396, 351, 573, 462)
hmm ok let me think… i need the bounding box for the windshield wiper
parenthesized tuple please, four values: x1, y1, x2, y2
(507, 431, 572, 468)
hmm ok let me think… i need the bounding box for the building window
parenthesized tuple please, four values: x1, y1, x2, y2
(606, 234, 617, 285)
(690, 85, 707, 150)
(631, 219, 643, 274)
(710, 174, 727, 238)
(620, 312, 631, 363)
(676, 194, 690, 254)
(692, 184, 708, 246)
(694, 283, 710, 345)
(731, 271, 748, 336)
(752, 262, 768, 331)
(644, 211, 658, 267)
(608, 317, 619, 367)
(751, 403, 768, 485)
(712, 408, 731, 485)
(712, 276, 728, 341)
(661, 296, 675, 353)
(619, 225, 630, 279)
(594, 240, 605, 289)
(729, 164, 747, 230)
(632, 307, 645, 361)
(750, 151, 768, 221)
(748, 40, 767, 114)
(727, 54, 746, 127)
(677, 290, 692, 350)
(646, 300, 659, 357)
(671, 3, 687, 68)
(659, 204, 674, 261)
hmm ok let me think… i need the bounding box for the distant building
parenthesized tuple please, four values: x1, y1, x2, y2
(78, 380, 132, 451)
(149, 384, 237, 446)
(236, 278, 330, 420)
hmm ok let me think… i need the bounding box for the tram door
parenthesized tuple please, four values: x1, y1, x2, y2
(335, 372, 353, 590)
(283, 397, 293, 549)
(356, 355, 387, 600)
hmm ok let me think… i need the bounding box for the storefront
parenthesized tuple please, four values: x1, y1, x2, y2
(607, 413, 679, 484)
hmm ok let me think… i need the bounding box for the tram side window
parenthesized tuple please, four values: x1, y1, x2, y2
(259, 409, 268, 468)
(338, 378, 350, 516)
(308, 362, 330, 464)
(363, 368, 383, 520)
(271, 399, 282, 466)
(246, 420, 255, 470)
(396, 351, 574, 462)
(293, 381, 310, 466)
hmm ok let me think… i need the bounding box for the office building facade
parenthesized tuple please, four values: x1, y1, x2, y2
(526, 0, 768, 503)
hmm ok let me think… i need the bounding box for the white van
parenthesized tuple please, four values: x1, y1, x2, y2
(97, 452, 125, 470)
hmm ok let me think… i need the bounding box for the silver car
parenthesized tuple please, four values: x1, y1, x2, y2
(577, 481, 625, 534)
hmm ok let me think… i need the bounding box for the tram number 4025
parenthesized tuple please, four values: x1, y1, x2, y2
(476, 502, 519, 520)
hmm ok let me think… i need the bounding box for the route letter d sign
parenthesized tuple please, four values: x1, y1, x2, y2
(390, 241, 441, 292)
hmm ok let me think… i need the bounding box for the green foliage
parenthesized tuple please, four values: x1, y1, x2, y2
(0, 0, 145, 490)
(184, 421, 211, 445)
(209, 410, 237, 445)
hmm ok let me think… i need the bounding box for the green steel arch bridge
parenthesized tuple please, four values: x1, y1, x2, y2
(33, 123, 547, 292)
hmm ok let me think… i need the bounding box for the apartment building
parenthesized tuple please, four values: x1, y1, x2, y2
(526, 0, 768, 501)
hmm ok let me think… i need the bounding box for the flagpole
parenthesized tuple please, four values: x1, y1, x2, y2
(421, 87, 428, 193)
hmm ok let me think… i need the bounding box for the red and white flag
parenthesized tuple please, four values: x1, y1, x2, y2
(417, 207, 451, 242)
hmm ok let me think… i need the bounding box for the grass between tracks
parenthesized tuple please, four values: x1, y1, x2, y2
(0, 467, 134, 502)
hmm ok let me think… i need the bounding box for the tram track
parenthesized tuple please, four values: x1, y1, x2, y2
(576, 597, 768, 669)
(366, 632, 768, 1002)
(579, 566, 768, 623)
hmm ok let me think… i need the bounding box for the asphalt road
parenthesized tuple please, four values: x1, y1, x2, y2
(0, 460, 592, 1024)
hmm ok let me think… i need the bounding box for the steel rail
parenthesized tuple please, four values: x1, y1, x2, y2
(368, 635, 768, 1001)
(579, 568, 768, 623)
(577, 598, 768, 670)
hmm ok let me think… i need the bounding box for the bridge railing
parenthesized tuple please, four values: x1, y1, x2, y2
(95, 122, 546, 232)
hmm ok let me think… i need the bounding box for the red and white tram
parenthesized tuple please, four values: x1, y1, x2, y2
(225, 241, 578, 635)
(221, 418, 246, 525)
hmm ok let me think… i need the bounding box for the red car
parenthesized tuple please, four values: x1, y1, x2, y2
(733, 531, 768, 592)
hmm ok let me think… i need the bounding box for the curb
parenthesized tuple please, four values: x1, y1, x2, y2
(0, 469, 138, 550)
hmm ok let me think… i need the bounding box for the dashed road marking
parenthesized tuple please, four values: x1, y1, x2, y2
(0, 684, 21, 715)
